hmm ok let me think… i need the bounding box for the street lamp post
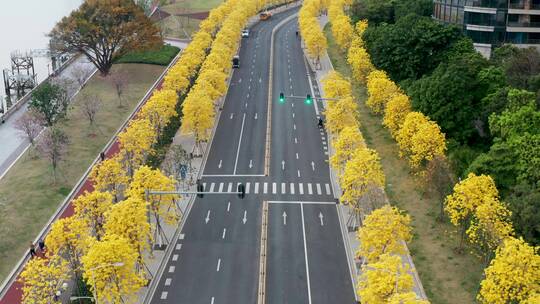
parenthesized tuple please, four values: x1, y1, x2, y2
(89, 262, 124, 304)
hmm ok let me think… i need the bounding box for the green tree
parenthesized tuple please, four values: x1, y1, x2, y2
(489, 103, 540, 140)
(408, 52, 490, 143)
(50, 0, 161, 75)
(507, 183, 540, 246)
(29, 82, 68, 126)
(363, 14, 462, 82)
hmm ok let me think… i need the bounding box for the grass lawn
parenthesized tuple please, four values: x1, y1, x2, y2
(159, 0, 224, 38)
(0, 63, 165, 282)
(323, 26, 484, 304)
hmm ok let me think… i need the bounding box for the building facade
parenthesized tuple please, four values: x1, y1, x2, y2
(433, 0, 540, 57)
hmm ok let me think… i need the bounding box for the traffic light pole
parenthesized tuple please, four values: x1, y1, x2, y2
(285, 95, 340, 101)
(146, 190, 242, 195)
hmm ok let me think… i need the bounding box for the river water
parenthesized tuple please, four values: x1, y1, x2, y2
(0, 0, 83, 109)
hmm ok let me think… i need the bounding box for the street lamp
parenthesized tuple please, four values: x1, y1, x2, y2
(89, 262, 124, 304)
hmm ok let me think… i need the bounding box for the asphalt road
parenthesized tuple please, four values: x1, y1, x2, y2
(151, 8, 355, 304)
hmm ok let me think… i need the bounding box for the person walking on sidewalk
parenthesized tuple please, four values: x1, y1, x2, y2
(29, 243, 36, 258)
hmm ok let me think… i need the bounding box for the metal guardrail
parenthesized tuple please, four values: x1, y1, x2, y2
(0, 51, 182, 301)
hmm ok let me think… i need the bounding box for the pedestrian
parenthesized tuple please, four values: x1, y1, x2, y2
(100, 151, 106, 161)
(29, 243, 36, 258)
(38, 239, 45, 252)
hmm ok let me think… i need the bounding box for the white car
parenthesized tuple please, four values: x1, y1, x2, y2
(242, 29, 249, 38)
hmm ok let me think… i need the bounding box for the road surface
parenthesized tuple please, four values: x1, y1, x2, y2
(150, 9, 356, 304)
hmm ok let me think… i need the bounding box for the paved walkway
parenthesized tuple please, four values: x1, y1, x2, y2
(0, 55, 97, 180)
(305, 15, 428, 300)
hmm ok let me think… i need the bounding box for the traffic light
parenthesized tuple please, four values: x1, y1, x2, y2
(237, 183, 245, 199)
(279, 92, 285, 103)
(197, 180, 204, 198)
(305, 94, 312, 105)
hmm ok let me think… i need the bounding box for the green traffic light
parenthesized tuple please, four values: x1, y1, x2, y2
(279, 92, 285, 103)
(305, 94, 312, 104)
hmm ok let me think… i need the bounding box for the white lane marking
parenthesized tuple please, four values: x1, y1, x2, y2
(172, 254, 179, 261)
(304, 55, 319, 116)
(325, 184, 331, 195)
(249, 85, 251, 90)
(169, 266, 175, 273)
(227, 201, 231, 212)
(308, 183, 313, 195)
(324, 151, 329, 155)
(322, 141, 327, 145)
(272, 183, 277, 194)
(299, 183, 304, 195)
(205, 210, 211, 224)
(268, 201, 336, 205)
(249, 159, 253, 168)
(283, 211, 287, 225)
(300, 203, 313, 304)
(316, 184, 322, 195)
(179, 234, 185, 240)
(161, 292, 168, 299)
(210, 183, 215, 192)
(292, 112, 295, 118)
(254, 113, 258, 120)
(264, 182, 268, 194)
(219, 183, 224, 192)
(245, 102, 248, 108)
(255, 182, 259, 194)
(243, 210, 247, 224)
(203, 182, 207, 190)
(239, 78, 242, 83)
(290, 183, 295, 194)
(250, 77, 252, 82)
(297, 170, 301, 178)
(323, 146, 328, 151)
(211, 297, 215, 304)
(227, 183, 233, 192)
(246, 182, 251, 194)
(290, 85, 293, 90)
(230, 113, 234, 119)
(259, 77, 262, 83)
(165, 278, 172, 286)
(281, 183, 286, 194)
(175, 244, 182, 250)
(294, 124, 296, 130)
(296, 153, 299, 159)
(295, 138, 298, 144)
(247, 93, 250, 98)
(217, 258, 221, 272)
(311, 161, 315, 171)
(222, 228, 227, 239)
(292, 103, 294, 108)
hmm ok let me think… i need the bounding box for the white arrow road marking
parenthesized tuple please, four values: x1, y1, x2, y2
(249, 159, 253, 168)
(218, 160, 222, 169)
(230, 113, 234, 119)
(227, 201, 231, 212)
(254, 113, 258, 120)
(243, 210, 247, 224)
(283, 211, 287, 225)
(311, 161, 315, 171)
(319, 212, 324, 226)
(205, 210, 211, 224)
(222, 228, 227, 239)
(282, 160, 285, 170)
(216, 258, 221, 272)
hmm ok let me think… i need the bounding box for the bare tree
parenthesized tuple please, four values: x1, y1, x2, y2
(79, 93, 102, 126)
(38, 128, 69, 183)
(110, 72, 128, 107)
(424, 155, 455, 221)
(70, 64, 94, 89)
(14, 110, 44, 146)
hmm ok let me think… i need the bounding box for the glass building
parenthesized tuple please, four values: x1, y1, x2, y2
(433, 0, 540, 56)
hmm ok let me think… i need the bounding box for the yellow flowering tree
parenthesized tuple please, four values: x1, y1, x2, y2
(73, 191, 113, 239)
(118, 118, 156, 176)
(478, 237, 540, 304)
(127, 165, 180, 245)
(45, 217, 93, 275)
(324, 96, 359, 136)
(348, 44, 374, 85)
(340, 147, 385, 225)
(366, 70, 401, 114)
(358, 254, 415, 304)
(396, 112, 446, 171)
(181, 90, 215, 156)
(82, 235, 145, 304)
(330, 126, 366, 176)
(89, 156, 128, 201)
(357, 205, 412, 263)
(139, 89, 178, 138)
(19, 255, 70, 304)
(445, 173, 500, 251)
(104, 197, 151, 274)
(322, 71, 352, 99)
(383, 93, 412, 138)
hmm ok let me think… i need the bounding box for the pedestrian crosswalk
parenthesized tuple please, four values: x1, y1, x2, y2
(201, 181, 333, 196)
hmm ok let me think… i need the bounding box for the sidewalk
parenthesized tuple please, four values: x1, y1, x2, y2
(304, 15, 428, 300)
(0, 55, 97, 180)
